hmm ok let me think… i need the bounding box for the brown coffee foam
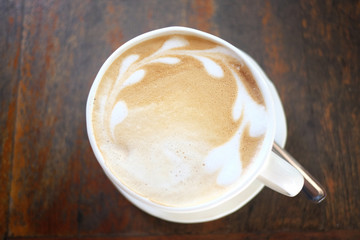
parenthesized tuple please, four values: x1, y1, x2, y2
(114, 56, 239, 140)
(92, 34, 266, 207)
(229, 60, 265, 106)
(240, 123, 264, 170)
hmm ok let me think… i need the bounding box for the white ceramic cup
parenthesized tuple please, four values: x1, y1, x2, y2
(86, 26, 304, 223)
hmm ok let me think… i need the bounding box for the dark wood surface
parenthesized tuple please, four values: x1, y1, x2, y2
(1, 0, 359, 239)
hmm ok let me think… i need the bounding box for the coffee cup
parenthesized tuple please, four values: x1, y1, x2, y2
(86, 26, 304, 223)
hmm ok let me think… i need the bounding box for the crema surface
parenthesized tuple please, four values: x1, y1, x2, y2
(92, 34, 269, 207)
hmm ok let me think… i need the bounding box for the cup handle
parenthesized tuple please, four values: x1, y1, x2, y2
(258, 151, 304, 197)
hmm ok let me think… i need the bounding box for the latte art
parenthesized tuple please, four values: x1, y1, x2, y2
(92, 34, 269, 207)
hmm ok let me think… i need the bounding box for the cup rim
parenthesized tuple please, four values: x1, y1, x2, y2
(86, 26, 276, 212)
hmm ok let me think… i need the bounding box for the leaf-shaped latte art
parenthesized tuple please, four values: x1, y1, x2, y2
(92, 34, 268, 207)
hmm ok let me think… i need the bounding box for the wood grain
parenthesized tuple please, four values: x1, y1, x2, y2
(299, 0, 360, 229)
(1, 0, 359, 239)
(0, 0, 23, 237)
(6, 230, 360, 240)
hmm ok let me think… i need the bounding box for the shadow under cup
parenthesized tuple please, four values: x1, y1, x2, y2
(86, 26, 301, 223)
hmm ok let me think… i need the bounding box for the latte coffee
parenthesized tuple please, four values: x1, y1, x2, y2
(91, 33, 270, 207)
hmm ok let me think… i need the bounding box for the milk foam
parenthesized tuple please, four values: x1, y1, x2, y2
(110, 101, 128, 137)
(192, 55, 224, 78)
(150, 57, 180, 64)
(117, 55, 139, 84)
(92, 34, 268, 207)
(156, 36, 189, 53)
(122, 69, 145, 88)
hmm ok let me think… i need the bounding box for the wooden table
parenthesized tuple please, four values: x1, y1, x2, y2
(1, 0, 359, 239)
